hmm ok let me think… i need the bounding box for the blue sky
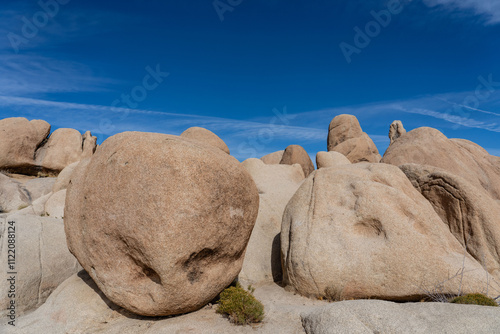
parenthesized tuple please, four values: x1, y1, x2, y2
(1, 0, 500, 161)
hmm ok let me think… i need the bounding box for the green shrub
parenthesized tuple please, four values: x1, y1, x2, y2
(450, 293, 498, 306)
(216, 283, 264, 325)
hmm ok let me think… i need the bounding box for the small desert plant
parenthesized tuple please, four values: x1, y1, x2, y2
(216, 282, 264, 325)
(450, 293, 498, 306)
(17, 204, 28, 210)
(324, 286, 340, 302)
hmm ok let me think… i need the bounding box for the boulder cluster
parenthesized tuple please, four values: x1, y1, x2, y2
(0, 117, 96, 176)
(1, 115, 500, 333)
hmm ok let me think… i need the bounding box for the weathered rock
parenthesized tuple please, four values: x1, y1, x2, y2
(331, 133, 382, 163)
(17, 192, 53, 216)
(81, 131, 97, 159)
(240, 158, 305, 284)
(281, 163, 496, 301)
(13, 270, 325, 334)
(327, 114, 363, 148)
(44, 189, 66, 219)
(52, 161, 79, 193)
(0, 117, 50, 174)
(382, 127, 500, 200)
(301, 299, 500, 334)
(14, 270, 500, 334)
(35, 128, 84, 173)
(0, 117, 97, 176)
(280, 145, 314, 177)
(327, 115, 381, 163)
(261, 150, 285, 165)
(23, 177, 56, 201)
(316, 151, 351, 169)
(0, 173, 30, 213)
(64, 132, 259, 316)
(400, 163, 500, 280)
(180, 127, 230, 154)
(0, 214, 81, 318)
(389, 120, 406, 144)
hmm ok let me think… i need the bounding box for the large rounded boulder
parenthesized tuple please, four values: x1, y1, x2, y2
(280, 145, 315, 177)
(0, 117, 50, 174)
(35, 128, 85, 173)
(64, 132, 259, 316)
(260, 150, 285, 165)
(316, 151, 351, 169)
(281, 163, 495, 301)
(180, 127, 230, 154)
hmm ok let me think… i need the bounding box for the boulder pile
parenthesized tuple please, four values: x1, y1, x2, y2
(0, 117, 97, 176)
(2, 116, 500, 333)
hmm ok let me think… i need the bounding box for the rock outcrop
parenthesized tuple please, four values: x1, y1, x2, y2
(327, 115, 381, 163)
(301, 299, 500, 334)
(180, 127, 230, 154)
(316, 151, 351, 169)
(389, 120, 406, 144)
(0, 214, 81, 317)
(280, 145, 314, 177)
(0, 118, 97, 176)
(44, 189, 66, 219)
(23, 177, 56, 202)
(52, 161, 79, 193)
(240, 158, 305, 284)
(260, 150, 285, 164)
(0, 118, 50, 175)
(35, 128, 86, 173)
(0, 173, 31, 213)
(281, 163, 496, 301)
(401, 163, 500, 279)
(64, 132, 259, 316)
(382, 127, 500, 200)
(12, 270, 325, 334)
(81, 131, 97, 159)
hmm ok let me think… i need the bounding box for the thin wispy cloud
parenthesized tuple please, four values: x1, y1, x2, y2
(295, 87, 500, 134)
(424, 0, 500, 24)
(0, 55, 118, 95)
(0, 95, 327, 160)
(0, 2, 137, 52)
(1, 82, 500, 159)
(437, 98, 500, 117)
(394, 106, 500, 132)
(0, 3, 136, 96)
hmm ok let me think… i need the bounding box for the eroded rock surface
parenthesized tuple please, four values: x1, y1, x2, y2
(65, 132, 259, 316)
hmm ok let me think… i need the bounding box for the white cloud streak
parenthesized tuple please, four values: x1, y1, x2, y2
(2, 82, 500, 159)
(0, 95, 327, 161)
(0, 55, 118, 95)
(424, 0, 500, 24)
